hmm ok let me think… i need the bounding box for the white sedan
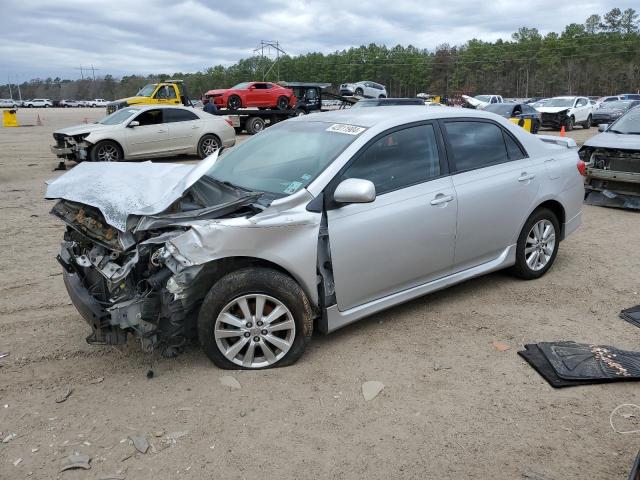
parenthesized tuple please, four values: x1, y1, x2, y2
(51, 105, 235, 162)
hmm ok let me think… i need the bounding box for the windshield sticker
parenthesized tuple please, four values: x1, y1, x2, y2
(284, 181, 303, 195)
(301, 173, 312, 181)
(326, 124, 366, 135)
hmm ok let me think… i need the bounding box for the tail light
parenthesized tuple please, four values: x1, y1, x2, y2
(225, 119, 233, 127)
(577, 160, 587, 176)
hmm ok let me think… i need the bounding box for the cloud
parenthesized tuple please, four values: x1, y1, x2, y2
(0, 0, 635, 80)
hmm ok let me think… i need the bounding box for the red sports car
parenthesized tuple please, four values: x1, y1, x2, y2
(205, 82, 297, 111)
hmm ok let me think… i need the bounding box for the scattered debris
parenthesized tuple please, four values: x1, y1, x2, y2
(153, 430, 164, 438)
(433, 363, 452, 371)
(0, 352, 9, 359)
(219, 376, 241, 390)
(166, 431, 189, 442)
(130, 435, 149, 454)
(31, 448, 39, 453)
(60, 452, 91, 472)
(88, 377, 104, 384)
(13, 458, 23, 467)
(178, 407, 193, 412)
(492, 341, 511, 352)
(55, 387, 73, 403)
(3, 433, 17, 443)
(98, 474, 125, 480)
(362, 381, 384, 401)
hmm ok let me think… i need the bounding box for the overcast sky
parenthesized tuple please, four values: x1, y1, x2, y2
(1, 0, 635, 81)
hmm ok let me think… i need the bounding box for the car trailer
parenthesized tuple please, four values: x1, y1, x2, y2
(213, 83, 357, 135)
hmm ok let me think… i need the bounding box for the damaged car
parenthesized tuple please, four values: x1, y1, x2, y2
(579, 106, 640, 209)
(46, 107, 584, 369)
(51, 105, 235, 163)
(536, 96, 593, 131)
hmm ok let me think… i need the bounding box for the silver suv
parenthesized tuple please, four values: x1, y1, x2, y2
(47, 108, 584, 369)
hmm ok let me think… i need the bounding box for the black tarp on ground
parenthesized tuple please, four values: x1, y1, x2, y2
(621, 305, 640, 329)
(518, 341, 640, 388)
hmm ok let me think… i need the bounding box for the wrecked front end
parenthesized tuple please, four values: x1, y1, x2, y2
(47, 157, 267, 356)
(51, 132, 91, 162)
(540, 110, 570, 129)
(579, 146, 640, 210)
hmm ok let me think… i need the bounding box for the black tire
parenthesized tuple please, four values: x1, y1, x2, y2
(582, 115, 592, 129)
(227, 95, 241, 111)
(378, 94, 386, 99)
(89, 140, 123, 162)
(234, 127, 243, 134)
(531, 120, 540, 134)
(45, 104, 49, 108)
(510, 207, 560, 280)
(28, 104, 33, 108)
(294, 107, 307, 116)
(197, 267, 314, 369)
(355, 87, 364, 96)
(564, 116, 574, 131)
(246, 116, 265, 135)
(197, 133, 221, 159)
(276, 96, 289, 110)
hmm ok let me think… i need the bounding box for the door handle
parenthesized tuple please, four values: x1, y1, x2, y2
(157, 129, 167, 133)
(518, 172, 535, 182)
(430, 194, 454, 206)
(191, 125, 199, 129)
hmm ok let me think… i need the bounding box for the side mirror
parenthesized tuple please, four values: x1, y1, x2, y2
(249, 85, 256, 90)
(333, 178, 376, 205)
(598, 124, 609, 132)
(128, 120, 140, 128)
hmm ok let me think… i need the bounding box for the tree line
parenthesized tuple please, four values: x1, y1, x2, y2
(1, 7, 638, 102)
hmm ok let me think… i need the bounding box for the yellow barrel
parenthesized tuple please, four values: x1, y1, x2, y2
(2, 109, 19, 127)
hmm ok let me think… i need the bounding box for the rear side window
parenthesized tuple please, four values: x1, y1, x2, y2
(134, 109, 163, 126)
(342, 124, 441, 195)
(164, 109, 199, 123)
(503, 132, 526, 160)
(444, 121, 517, 171)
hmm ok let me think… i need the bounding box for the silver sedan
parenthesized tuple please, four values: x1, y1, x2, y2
(47, 107, 584, 369)
(50, 105, 235, 162)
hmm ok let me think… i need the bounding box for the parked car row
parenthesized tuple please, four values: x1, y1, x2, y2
(0, 98, 111, 108)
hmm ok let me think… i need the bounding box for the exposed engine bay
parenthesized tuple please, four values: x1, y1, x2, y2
(580, 146, 640, 209)
(50, 170, 265, 356)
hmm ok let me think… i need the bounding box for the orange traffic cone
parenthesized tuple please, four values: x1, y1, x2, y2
(36, 114, 43, 126)
(559, 125, 566, 137)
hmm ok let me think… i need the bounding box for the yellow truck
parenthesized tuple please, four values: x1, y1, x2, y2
(106, 79, 192, 114)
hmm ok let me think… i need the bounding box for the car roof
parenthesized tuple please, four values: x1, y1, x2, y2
(289, 106, 496, 128)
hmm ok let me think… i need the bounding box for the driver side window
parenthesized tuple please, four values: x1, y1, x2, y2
(134, 109, 163, 126)
(341, 124, 441, 196)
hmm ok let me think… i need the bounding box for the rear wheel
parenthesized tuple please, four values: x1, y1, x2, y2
(197, 134, 221, 158)
(246, 116, 265, 135)
(510, 208, 560, 280)
(197, 267, 314, 369)
(90, 140, 123, 162)
(276, 96, 289, 110)
(227, 95, 241, 111)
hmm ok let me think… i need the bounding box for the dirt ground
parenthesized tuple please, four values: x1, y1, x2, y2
(1, 108, 639, 480)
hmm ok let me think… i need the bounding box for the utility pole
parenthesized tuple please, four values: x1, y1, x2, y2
(7, 76, 12, 99)
(76, 66, 84, 80)
(90, 65, 101, 81)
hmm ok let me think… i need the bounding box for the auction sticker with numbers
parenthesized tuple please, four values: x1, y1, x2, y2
(326, 124, 367, 135)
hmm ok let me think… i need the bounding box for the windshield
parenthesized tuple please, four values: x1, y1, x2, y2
(231, 82, 251, 90)
(475, 95, 491, 102)
(545, 98, 574, 108)
(608, 108, 640, 134)
(601, 100, 634, 110)
(99, 108, 139, 125)
(136, 84, 156, 97)
(206, 121, 365, 195)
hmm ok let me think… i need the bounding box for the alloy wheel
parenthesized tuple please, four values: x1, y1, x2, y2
(201, 137, 220, 156)
(96, 144, 119, 162)
(525, 219, 556, 271)
(214, 294, 296, 368)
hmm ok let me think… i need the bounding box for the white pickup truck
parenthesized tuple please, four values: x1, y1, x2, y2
(90, 99, 109, 107)
(462, 94, 504, 109)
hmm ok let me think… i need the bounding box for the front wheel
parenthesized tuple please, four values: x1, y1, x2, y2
(564, 116, 574, 131)
(197, 134, 221, 158)
(227, 95, 241, 111)
(90, 140, 123, 162)
(582, 115, 592, 129)
(197, 267, 314, 369)
(355, 88, 364, 96)
(510, 208, 560, 280)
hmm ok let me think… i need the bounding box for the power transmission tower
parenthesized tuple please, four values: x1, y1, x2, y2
(253, 41, 287, 81)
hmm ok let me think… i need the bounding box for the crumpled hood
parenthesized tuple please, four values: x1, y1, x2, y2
(461, 95, 487, 108)
(54, 123, 111, 136)
(45, 152, 219, 232)
(583, 132, 640, 150)
(537, 106, 571, 114)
